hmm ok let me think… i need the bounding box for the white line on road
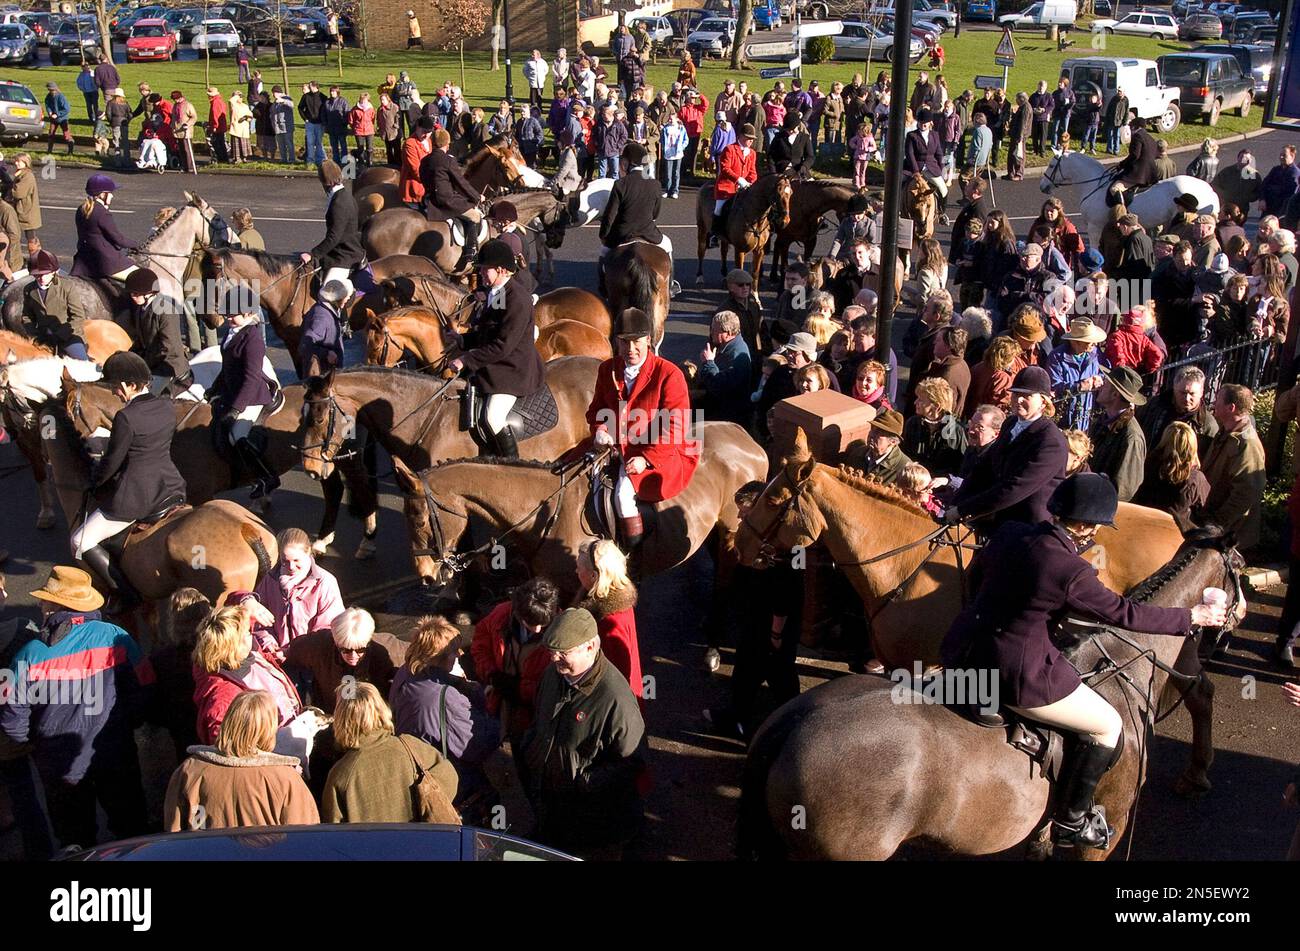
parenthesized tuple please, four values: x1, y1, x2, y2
(256, 216, 325, 222)
(42, 205, 135, 214)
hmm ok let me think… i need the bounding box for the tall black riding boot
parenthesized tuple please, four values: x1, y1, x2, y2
(462, 215, 480, 269)
(492, 424, 520, 459)
(81, 545, 141, 612)
(1052, 738, 1121, 850)
(236, 438, 281, 500)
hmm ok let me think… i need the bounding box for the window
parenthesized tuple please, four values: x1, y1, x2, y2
(0, 84, 37, 105)
(1146, 67, 1159, 86)
(0, 24, 22, 39)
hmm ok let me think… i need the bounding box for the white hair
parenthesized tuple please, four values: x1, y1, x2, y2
(331, 607, 375, 650)
(958, 306, 992, 340)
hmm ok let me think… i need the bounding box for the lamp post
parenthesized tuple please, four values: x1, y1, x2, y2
(875, 0, 915, 378)
(504, 0, 515, 118)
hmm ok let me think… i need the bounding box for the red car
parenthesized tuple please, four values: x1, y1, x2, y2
(126, 18, 176, 62)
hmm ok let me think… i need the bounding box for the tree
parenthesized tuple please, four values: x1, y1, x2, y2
(437, 0, 491, 90)
(92, 0, 112, 65)
(730, 0, 754, 69)
(491, 0, 504, 71)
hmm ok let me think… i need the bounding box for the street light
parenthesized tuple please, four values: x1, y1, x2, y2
(503, 0, 514, 117)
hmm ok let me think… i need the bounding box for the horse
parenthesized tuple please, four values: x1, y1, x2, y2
(695, 174, 794, 287)
(1040, 148, 1219, 248)
(353, 166, 399, 191)
(199, 248, 318, 376)
(346, 254, 448, 330)
(905, 171, 938, 244)
(355, 182, 402, 227)
(60, 373, 380, 558)
(388, 420, 768, 598)
(738, 533, 1242, 860)
(604, 243, 670, 353)
(298, 359, 599, 483)
(568, 178, 615, 226)
(42, 371, 280, 606)
(0, 354, 102, 530)
(768, 179, 859, 284)
(537, 319, 611, 361)
(734, 428, 1189, 670)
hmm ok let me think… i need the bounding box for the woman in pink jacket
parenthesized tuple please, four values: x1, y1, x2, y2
(250, 527, 345, 656)
(349, 92, 376, 168)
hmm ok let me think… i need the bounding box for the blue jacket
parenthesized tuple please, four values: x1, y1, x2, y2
(699, 334, 752, 427)
(517, 116, 544, 152)
(298, 300, 345, 374)
(324, 94, 351, 135)
(661, 122, 688, 161)
(1047, 343, 1105, 430)
(44, 91, 71, 123)
(389, 667, 500, 769)
(75, 71, 96, 95)
(0, 611, 152, 784)
(709, 123, 736, 159)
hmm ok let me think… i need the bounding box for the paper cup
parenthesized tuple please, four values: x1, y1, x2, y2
(1202, 587, 1228, 608)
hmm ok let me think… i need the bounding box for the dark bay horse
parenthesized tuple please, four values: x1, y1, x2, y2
(769, 180, 859, 284)
(388, 420, 767, 598)
(604, 243, 669, 352)
(695, 174, 794, 287)
(200, 248, 316, 375)
(738, 534, 1242, 860)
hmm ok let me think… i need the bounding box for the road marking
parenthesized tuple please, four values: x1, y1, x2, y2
(43, 205, 135, 214)
(255, 216, 326, 222)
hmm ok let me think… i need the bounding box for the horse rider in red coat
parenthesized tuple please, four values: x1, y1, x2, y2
(711, 122, 758, 243)
(586, 307, 699, 551)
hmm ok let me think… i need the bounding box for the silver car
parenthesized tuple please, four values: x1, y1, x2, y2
(0, 21, 37, 65)
(0, 80, 44, 142)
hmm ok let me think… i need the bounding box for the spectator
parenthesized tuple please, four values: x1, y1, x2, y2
(1262, 146, 1300, 218)
(249, 528, 344, 653)
(849, 311, 900, 405)
(1212, 149, 1261, 216)
(577, 540, 643, 699)
(1187, 137, 1219, 183)
(1064, 428, 1094, 476)
(1196, 384, 1266, 551)
(228, 91, 253, 165)
(1048, 77, 1074, 149)
(271, 86, 295, 165)
(678, 87, 709, 179)
(147, 587, 210, 760)
(958, 305, 994, 366)
(698, 310, 752, 426)
(524, 49, 549, 112)
(1049, 317, 1107, 430)
(1134, 420, 1210, 529)
(953, 404, 1006, 488)
(298, 81, 327, 166)
(283, 607, 405, 714)
(1087, 366, 1148, 502)
(377, 92, 402, 167)
(1275, 473, 1300, 669)
(901, 377, 968, 477)
(845, 409, 911, 484)
(163, 690, 319, 831)
(1137, 365, 1219, 461)
(922, 326, 971, 418)
(849, 358, 891, 413)
(516, 103, 543, 169)
(899, 461, 943, 518)
(348, 92, 375, 168)
(902, 237, 949, 310)
(718, 268, 762, 357)
(322, 682, 458, 823)
(1106, 308, 1164, 374)
(170, 90, 199, 175)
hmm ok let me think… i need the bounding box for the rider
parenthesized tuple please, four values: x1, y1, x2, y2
(1108, 115, 1159, 207)
(299, 279, 350, 377)
(905, 108, 951, 227)
(711, 122, 758, 245)
(207, 286, 281, 499)
(447, 239, 543, 458)
(598, 142, 669, 292)
(70, 174, 139, 285)
(120, 268, 192, 396)
(23, 251, 93, 361)
(586, 307, 698, 554)
(767, 112, 814, 180)
(71, 351, 187, 610)
(420, 126, 485, 267)
(299, 159, 365, 293)
(828, 193, 878, 261)
(487, 199, 537, 297)
(940, 472, 1227, 850)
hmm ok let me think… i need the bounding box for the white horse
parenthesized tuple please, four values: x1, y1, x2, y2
(1039, 149, 1219, 247)
(571, 178, 615, 226)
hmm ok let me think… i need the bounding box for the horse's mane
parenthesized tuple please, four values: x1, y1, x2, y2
(1124, 528, 1230, 602)
(424, 455, 555, 474)
(211, 247, 298, 272)
(318, 365, 452, 387)
(0, 356, 100, 402)
(624, 249, 661, 311)
(464, 147, 500, 176)
(136, 199, 201, 252)
(831, 464, 932, 519)
(499, 185, 555, 196)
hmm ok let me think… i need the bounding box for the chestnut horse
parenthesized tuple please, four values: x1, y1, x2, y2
(537, 320, 611, 361)
(347, 263, 463, 334)
(604, 243, 670, 353)
(353, 166, 399, 191)
(200, 248, 317, 375)
(768, 179, 859, 284)
(905, 171, 938, 244)
(695, 174, 794, 287)
(738, 534, 1241, 860)
(388, 420, 767, 598)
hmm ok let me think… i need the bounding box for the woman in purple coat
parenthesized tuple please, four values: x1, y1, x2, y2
(70, 174, 140, 282)
(207, 286, 281, 499)
(941, 473, 1227, 850)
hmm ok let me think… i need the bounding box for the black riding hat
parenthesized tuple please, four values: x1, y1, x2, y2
(125, 268, 159, 297)
(477, 238, 518, 272)
(622, 141, 648, 165)
(1048, 472, 1119, 527)
(782, 112, 801, 131)
(614, 307, 654, 340)
(101, 351, 152, 387)
(848, 194, 870, 215)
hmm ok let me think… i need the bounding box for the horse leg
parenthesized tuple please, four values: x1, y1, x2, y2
(1173, 672, 1216, 797)
(770, 237, 787, 285)
(352, 434, 380, 560)
(36, 475, 58, 530)
(753, 245, 767, 290)
(313, 470, 344, 556)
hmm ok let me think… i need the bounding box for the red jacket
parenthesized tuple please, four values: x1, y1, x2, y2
(469, 601, 552, 730)
(715, 142, 757, 200)
(581, 584, 643, 700)
(208, 94, 228, 135)
(192, 650, 301, 745)
(349, 102, 375, 136)
(678, 93, 709, 137)
(586, 353, 699, 502)
(399, 134, 432, 203)
(1105, 325, 1163, 374)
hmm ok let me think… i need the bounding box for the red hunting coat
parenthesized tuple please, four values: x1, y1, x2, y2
(585, 354, 699, 502)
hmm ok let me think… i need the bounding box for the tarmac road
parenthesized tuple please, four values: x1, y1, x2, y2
(3, 131, 1299, 859)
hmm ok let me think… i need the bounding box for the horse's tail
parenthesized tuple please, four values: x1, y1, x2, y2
(241, 522, 273, 582)
(625, 249, 660, 313)
(737, 709, 801, 861)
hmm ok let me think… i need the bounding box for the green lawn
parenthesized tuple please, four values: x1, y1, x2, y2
(10, 28, 1261, 169)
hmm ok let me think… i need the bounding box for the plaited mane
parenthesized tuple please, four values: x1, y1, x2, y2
(832, 464, 932, 519)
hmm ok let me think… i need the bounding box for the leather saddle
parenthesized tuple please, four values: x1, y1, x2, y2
(461, 380, 560, 447)
(448, 217, 490, 249)
(584, 455, 657, 547)
(945, 697, 1066, 784)
(101, 495, 191, 556)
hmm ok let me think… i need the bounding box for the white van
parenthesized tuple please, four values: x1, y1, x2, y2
(998, 0, 1077, 29)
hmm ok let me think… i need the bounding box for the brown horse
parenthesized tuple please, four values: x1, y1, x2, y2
(769, 180, 859, 284)
(353, 166, 399, 191)
(537, 319, 611, 361)
(738, 534, 1240, 860)
(695, 174, 794, 287)
(604, 243, 670, 353)
(45, 374, 280, 605)
(1, 330, 51, 362)
(199, 248, 317, 375)
(905, 171, 938, 244)
(734, 429, 1188, 670)
(61, 376, 380, 558)
(365, 305, 460, 370)
(388, 420, 768, 598)
(355, 182, 401, 227)
(299, 358, 599, 482)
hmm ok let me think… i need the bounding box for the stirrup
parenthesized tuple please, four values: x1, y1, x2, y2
(1052, 806, 1113, 850)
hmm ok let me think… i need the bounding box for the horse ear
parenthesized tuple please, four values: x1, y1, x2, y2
(60, 366, 76, 394)
(391, 457, 420, 495)
(182, 190, 193, 204)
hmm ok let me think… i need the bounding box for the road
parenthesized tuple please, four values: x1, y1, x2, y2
(3, 129, 1300, 860)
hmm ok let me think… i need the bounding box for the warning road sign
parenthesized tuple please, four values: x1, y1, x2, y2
(995, 27, 1017, 60)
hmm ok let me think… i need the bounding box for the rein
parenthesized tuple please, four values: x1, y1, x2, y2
(1044, 155, 1115, 205)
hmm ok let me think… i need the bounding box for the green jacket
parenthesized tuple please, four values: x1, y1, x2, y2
(24, 276, 91, 347)
(1089, 409, 1147, 503)
(1199, 422, 1266, 550)
(320, 731, 458, 823)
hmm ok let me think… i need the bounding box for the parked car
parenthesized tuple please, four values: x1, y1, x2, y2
(1193, 42, 1273, 100)
(1059, 56, 1182, 133)
(190, 18, 241, 54)
(0, 22, 37, 64)
(1233, 21, 1276, 45)
(1094, 0, 1113, 16)
(627, 13, 674, 44)
(0, 78, 42, 142)
(753, 0, 783, 29)
(1205, 2, 1241, 22)
(18, 11, 53, 44)
(663, 7, 711, 49)
(833, 19, 925, 62)
(126, 16, 176, 60)
(1225, 10, 1273, 41)
(1091, 10, 1180, 39)
(48, 15, 102, 65)
(965, 0, 997, 20)
(998, 0, 1077, 30)
(1157, 51, 1253, 124)
(1178, 11, 1222, 40)
(111, 3, 166, 40)
(687, 16, 737, 58)
(870, 0, 957, 30)
(287, 6, 331, 43)
(162, 7, 204, 44)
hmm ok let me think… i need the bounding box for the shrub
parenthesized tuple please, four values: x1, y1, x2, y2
(805, 35, 835, 65)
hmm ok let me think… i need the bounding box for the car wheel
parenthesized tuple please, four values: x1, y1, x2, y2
(50, 49, 61, 65)
(1206, 99, 1220, 126)
(1237, 96, 1250, 117)
(1151, 32, 1165, 40)
(883, 46, 893, 63)
(1104, 27, 1114, 34)
(810, 3, 828, 18)
(1159, 103, 1181, 133)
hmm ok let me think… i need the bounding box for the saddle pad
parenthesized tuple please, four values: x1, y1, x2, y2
(449, 218, 490, 247)
(506, 383, 560, 442)
(128, 503, 192, 541)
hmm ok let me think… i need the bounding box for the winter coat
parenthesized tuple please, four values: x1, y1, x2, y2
(1105, 324, 1164, 374)
(24, 276, 91, 349)
(420, 147, 479, 219)
(581, 583, 643, 700)
(324, 95, 350, 136)
(71, 199, 136, 279)
(1115, 127, 1159, 188)
(171, 98, 198, 140)
(252, 561, 345, 651)
(210, 323, 274, 414)
(349, 102, 375, 136)
(715, 142, 757, 199)
(390, 666, 500, 768)
(208, 94, 229, 135)
(120, 294, 190, 381)
(1136, 390, 1219, 461)
(321, 731, 458, 823)
(377, 102, 401, 141)
(399, 134, 432, 203)
(92, 392, 188, 521)
(284, 628, 406, 713)
(599, 167, 663, 247)
(1088, 409, 1147, 502)
(298, 300, 346, 375)
(901, 412, 969, 477)
(460, 276, 544, 397)
(904, 127, 944, 177)
(310, 186, 365, 271)
(698, 333, 753, 427)
(11, 168, 40, 230)
(163, 747, 319, 831)
(966, 360, 1014, 417)
(1198, 422, 1267, 550)
(1261, 163, 1300, 217)
(271, 96, 295, 136)
(469, 600, 553, 736)
(298, 90, 326, 125)
(954, 415, 1069, 528)
(193, 649, 302, 745)
(1212, 163, 1261, 212)
(768, 130, 814, 178)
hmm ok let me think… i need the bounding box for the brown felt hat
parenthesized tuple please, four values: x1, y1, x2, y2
(31, 566, 105, 612)
(870, 408, 904, 438)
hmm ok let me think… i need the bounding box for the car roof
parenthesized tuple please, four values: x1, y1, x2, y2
(1160, 50, 1233, 59)
(133, 18, 168, 25)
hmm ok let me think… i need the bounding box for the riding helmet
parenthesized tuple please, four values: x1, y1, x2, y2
(489, 200, 518, 223)
(29, 250, 59, 276)
(1048, 472, 1118, 527)
(85, 173, 118, 196)
(782, 112, 801, 131)
(738, 123, 757, 139)
(621, 141, 648, 166)
(125, 268, 159, 297)
(101, 351, 152, 387)
(614, 307, 654, 340)
(477, 238, 518, 272)
(847, 194, 870, 215)
(1174, 193, 1200, 213)
(1009, 365, 1052, 397)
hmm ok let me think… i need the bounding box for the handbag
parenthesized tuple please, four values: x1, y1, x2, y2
(397, 733, 461, 825)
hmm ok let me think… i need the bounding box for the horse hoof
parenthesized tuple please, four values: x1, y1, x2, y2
(354, 537, 377, 560)
(1173, 774, 1212, 799)
(36, 512, 56, 530)
(312, 533, 334, 556)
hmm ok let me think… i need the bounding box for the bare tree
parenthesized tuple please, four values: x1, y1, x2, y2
(93, 0, 112, 65)
(730, 0, 754, 69)
(436, 0, 491, 90)
(491, 0, 504, 70)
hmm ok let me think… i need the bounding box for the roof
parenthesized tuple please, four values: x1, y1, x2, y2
(132, 17, 167, 25)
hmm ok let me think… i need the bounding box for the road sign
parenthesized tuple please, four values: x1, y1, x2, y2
(745, 40, 797, 58)
(794, 18, 843, 38)
(995, 27, 1016, 60)
(788, 55, 801, 71)
(974, 74, 1005, 90)
(760, 66, 795, 79)
(994, 55, 1016, 66)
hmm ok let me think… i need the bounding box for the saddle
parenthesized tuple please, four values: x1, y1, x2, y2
(585, 454, 657, 547)
(460, 379, 560, 448)
(946, 698, 1066, 784)
(101, 495, 191, 556)
(447, 217, 489, 249)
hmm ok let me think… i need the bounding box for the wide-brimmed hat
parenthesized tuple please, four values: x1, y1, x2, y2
(1103, 365, 1147, 406)
(1009, 310, 1047, 344)
(726, 267, 753, 286)
(477, 239, 518, 272)
(614, 307, 654, 340)
(870, 408, 905, 438)
(1010, 365, 1052, 397)
(1048, 472, 1118, 527)
(31, 566, 105, 612)
(1174, 192, 1200, 212)
(1062, 317, 1106, 344)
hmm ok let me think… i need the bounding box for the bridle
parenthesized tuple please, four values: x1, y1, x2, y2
(1043, 152, 1114, 204)
(297, 392, 358, 466)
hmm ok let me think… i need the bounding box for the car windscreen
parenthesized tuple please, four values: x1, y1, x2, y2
(133, 24, 166, 36)
(1160, 58, 1207, 83)
(0, 84, 37, 104)
(0, 25, 23, 39)
(698, 19, 730, 31)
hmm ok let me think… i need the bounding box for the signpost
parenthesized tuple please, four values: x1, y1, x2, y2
(974, 74, 1004, 90)
(745, 40, 798, 59)
(994, 27, 1017, 89)
(760, 56, 802, 80)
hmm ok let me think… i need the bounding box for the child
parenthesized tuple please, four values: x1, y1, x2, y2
(92, 111, 110, 158)
(752, 353, 786, 404)
(769, 262, 810, 350)
(1080, 91, 1101, 155)
(848, 122, 873, 191)
(236, 43, 251, 84)
(660, 113, 687, 199)
(900, 462, 944, 519)
(708, 111, 734, 180)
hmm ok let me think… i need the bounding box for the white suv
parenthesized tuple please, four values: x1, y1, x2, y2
(1091, 11, 1180, 39)
(1060, 56, 1182, 133)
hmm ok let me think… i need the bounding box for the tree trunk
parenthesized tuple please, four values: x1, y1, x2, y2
(491, 0, 503, 70)
(95, 0, 112, 66)
(277, 28, 289, 96)
(460, 39, 466, 90)
(357, 0, 368, 51)
(730, 0, 754, 69)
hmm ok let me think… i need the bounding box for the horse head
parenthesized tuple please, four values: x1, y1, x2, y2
(735, 427, 823, 569)
(391, 457, 458, 587)
(541, 199, 570, 250)
(299, 368, 357, 482)
(60, 371, 115, 443)
(364, 311, 403, 368)
(769, 175, 795, 233)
